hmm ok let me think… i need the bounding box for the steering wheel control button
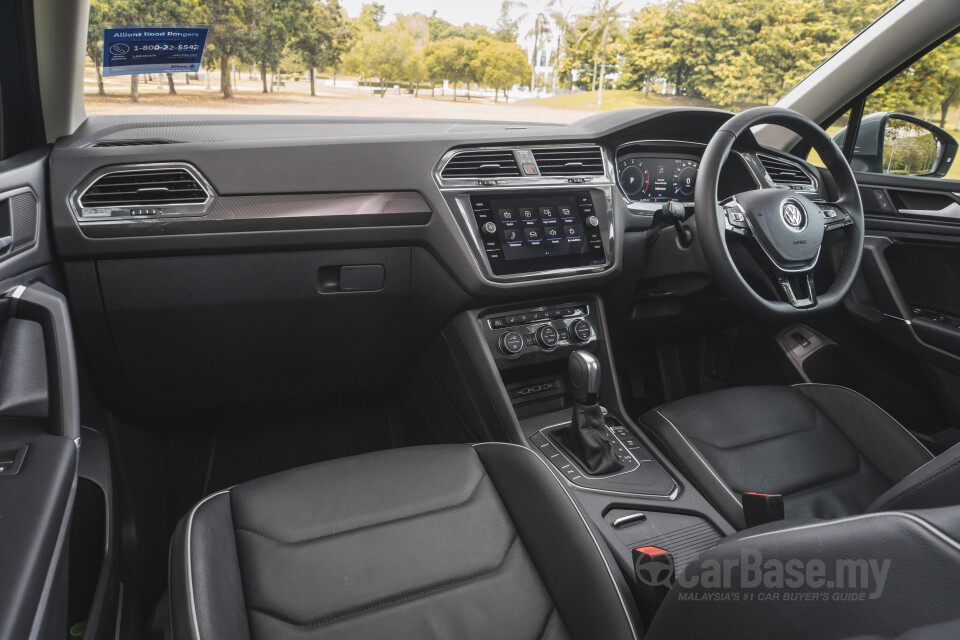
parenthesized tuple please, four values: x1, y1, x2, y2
(821, 208, 838, 219)
(499, 331, 524, 356)
(570, 319, 592, 343)
(536, 325, 560, 349)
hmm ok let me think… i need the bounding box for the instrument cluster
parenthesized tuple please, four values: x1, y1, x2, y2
(617, 154, 699, 203)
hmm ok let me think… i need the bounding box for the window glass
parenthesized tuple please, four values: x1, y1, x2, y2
(83, 0, 894, 123)
(808, 109, 851, 168)
(837, 34, 960, 180)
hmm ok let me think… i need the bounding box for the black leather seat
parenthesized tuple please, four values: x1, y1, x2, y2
(645, 506, 960, 640)
(642, 384, 938, 528)
(168, 443, 640, 640)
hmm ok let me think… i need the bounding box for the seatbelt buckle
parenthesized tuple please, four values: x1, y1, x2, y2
(632, 546, 674, 605)
(742, 492, 785, 528)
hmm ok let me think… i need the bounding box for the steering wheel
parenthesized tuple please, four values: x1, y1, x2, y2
(696, 106, 865, 318)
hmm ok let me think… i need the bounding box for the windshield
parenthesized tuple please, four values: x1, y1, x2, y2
(84, 0, 898, 123)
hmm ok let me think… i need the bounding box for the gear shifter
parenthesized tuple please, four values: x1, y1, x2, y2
(554, 350, 624, 475)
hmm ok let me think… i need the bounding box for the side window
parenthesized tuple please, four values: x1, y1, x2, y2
(808, 109, 852, 168)
(834, 34, 960, 181)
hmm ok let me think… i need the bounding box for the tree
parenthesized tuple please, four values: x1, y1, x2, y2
(493, 1, 521, 43)
(618, 0, 896, 108)
(202, 0, 251, 98)
(869, 34, 960, 127)
(548, 4, 575, 95)
(247, 0, 308, 94)
(342, 15, 425, 97)
(528, 10, 547, 92)
(357, 2, 385, 31)
(577, 0, 626, 106)
(423, 38, 473, 101)
(475, 41, 531, 102)
(293, 0, 349, 96)
(86, 0, 108, 96)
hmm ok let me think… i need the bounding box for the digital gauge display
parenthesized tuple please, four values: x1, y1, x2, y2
(617, 156, 699, 203)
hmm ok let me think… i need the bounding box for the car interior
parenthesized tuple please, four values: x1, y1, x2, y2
(4, 0, 960, 639)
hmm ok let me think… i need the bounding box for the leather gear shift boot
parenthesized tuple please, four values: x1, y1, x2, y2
(556, 403, 624, 475)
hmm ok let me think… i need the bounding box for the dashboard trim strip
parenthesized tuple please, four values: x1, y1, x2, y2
(75, 191, 433, 238)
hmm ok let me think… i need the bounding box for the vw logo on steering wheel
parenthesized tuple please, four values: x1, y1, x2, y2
(780, 199, 807, 231)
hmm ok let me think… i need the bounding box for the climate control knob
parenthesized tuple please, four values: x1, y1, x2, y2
(535, 324, 559, 349)
(569, 319, 592, 343)
(499, 331, 524, 356)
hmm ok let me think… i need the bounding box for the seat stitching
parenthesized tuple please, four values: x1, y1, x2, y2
(472, 442, 641, 640)
(684, 421, 819, 452)
(245, 534, 519, 628)
(876, 456, 960, 511)
(235, 471, 488, 545)
(534, 607, 558, 640)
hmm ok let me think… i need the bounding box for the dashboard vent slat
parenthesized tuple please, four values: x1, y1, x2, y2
(441, 150, 521, 178)
(79, 168, 209, 208)
(758, 154, 815, 191)
(91, 139, 179, 148)
(532, 146, 605, 176)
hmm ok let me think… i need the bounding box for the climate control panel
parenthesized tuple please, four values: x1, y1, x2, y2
(482, 302, 597, 360)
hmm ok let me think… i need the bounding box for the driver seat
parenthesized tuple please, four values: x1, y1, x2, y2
(641, 383, 950, 529)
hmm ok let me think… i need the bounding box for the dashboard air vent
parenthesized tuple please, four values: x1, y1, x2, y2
(441, 150, 521, 178)
(79, 167, 209, 208)
(532, 146, 605, 176)
(758, 154, 815, 191)
(91, 139, 179, 148)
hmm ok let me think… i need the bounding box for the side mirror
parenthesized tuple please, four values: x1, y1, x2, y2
(833, 112, 958, 178)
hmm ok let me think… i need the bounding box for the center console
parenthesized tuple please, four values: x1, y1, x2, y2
(410, 293, 735, 618)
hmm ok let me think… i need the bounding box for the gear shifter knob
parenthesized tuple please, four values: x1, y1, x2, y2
(569, 350, 601, 405)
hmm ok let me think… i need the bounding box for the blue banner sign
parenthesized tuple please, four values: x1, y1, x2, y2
(102, 27, 208, 76)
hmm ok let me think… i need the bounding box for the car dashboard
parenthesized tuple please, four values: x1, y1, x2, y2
(48, 107, 823, 410)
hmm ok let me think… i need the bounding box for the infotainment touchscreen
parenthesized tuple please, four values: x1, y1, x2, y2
(491, 193, 587, 261)
(468, 190, 607, 277)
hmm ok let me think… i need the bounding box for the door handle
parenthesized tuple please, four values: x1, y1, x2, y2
(8, 283, 79, 440)
(900, 201, 960, 219)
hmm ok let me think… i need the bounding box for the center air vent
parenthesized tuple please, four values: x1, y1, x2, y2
(441, 150, 521, 179)
(72, 163, 214, 222)
(532, 146, 605, 176)
(758, 153, 816, 192)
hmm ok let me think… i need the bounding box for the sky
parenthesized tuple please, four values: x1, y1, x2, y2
(339, 0, 633, 35)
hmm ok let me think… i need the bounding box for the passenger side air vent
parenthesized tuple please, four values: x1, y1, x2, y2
(90, 139, 180, 148)
(72, 163, 215, 222)
(758, 153, 816, 192)
(532, 146, 605, 176)
(441, 150, 521, 179)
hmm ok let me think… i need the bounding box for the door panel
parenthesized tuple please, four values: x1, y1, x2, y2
(0, 149, 80, 640)
(844, 171, 960, 441)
